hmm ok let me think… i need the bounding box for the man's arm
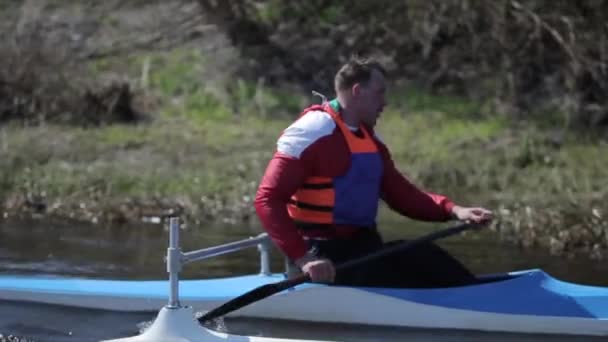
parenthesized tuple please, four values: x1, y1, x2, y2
(378, 143, 455, 221)
(254, 153, 310, 261)
(255, 109, 338, 262)
(255, 151, 337, 283)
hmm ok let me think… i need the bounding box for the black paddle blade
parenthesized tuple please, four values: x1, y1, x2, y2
(198, 274, 310, 323)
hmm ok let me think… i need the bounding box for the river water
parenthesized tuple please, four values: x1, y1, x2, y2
(1, 217, 607, 341)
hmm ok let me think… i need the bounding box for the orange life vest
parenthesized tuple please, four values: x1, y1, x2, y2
(287, 100, 383, 230)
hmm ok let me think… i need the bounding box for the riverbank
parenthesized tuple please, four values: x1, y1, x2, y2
(0, 0, 606, 260)
(2, 73, 606, 259)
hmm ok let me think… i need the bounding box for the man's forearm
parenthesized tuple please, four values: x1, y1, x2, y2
(382, 170, 455, 221)
(254, 194, 308, 260)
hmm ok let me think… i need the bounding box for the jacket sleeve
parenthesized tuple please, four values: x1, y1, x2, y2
(254, 152, 310, 261)
(378, 142, 455, 221)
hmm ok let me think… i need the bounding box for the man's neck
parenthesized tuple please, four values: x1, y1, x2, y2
(333, 97, 360, 128)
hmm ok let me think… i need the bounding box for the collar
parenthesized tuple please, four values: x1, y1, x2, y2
(329, 98, 341, 113)
(328, 99, 358, 131)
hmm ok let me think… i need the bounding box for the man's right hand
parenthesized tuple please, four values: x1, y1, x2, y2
(301, 258, 336, 283)
(294, 253, 336, 283)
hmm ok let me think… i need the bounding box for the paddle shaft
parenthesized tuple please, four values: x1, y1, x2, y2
(198, 222, 476, 323)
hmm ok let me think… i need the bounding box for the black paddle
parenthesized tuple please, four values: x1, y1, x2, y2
(198, 222, 478, 324)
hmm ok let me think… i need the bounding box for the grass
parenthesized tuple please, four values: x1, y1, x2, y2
(1, 46, 607, 258)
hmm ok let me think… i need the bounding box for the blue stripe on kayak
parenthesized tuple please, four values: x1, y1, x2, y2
(0, 274, 311, 301)
(361, 269, 608, 318)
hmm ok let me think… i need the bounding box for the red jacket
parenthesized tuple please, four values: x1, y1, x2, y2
(254, 107, 455, 261)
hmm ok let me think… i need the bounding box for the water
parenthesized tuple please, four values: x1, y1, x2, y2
(0, 300, 602, 342)
(1, 217, 608, 341)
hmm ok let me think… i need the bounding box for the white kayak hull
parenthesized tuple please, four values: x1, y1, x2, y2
(1, 269, 608, 336)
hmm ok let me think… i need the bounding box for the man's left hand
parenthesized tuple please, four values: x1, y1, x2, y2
(451, 205, 494, 225)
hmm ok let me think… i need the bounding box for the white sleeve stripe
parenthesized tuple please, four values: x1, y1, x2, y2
(277, 111, 335, 158)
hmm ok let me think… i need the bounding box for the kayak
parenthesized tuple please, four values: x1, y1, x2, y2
(3, 219, 607, 339)
(1, 268, 608, 337)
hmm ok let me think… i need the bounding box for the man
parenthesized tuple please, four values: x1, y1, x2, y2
(254, 57, 493, 288)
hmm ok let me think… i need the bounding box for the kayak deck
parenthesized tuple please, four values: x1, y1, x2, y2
(368, 269, 608, 318)
(0, 273, 292, 301)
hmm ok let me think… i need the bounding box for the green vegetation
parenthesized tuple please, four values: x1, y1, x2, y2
(2, 45, 607, 260)
(1, 0, 606, 260)
(1, 47, 295, 225)
(199, 0, 608, 130)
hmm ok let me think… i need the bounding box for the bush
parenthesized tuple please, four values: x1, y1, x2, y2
(197, 0, 608, 130)
(0, 1, 142, 126)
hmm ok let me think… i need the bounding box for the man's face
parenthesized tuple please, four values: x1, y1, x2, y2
(354, 69, 386, 127)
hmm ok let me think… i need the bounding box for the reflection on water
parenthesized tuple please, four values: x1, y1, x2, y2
(2, 218, 608, 285)
(1, 218, 608, 341)
(0, 300, 154, 342)
(0, 218, 269, 280)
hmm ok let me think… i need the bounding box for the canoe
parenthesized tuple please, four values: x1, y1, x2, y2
(1, 268, 608, 337)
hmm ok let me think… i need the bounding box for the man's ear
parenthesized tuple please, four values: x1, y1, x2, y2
(351, 83, 360, 97)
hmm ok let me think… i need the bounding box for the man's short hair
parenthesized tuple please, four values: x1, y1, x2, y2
(334, 56, 386, 92)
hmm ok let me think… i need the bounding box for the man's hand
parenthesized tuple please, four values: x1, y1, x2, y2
(451, 205, 494, 225)
(295, 253, 336, 283)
